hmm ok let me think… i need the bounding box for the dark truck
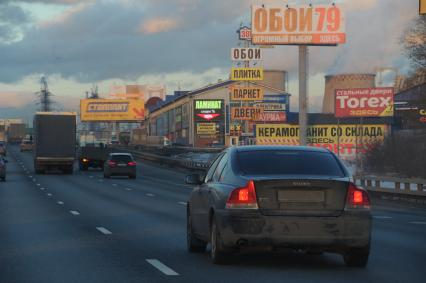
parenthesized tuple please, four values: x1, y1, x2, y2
(7, 123, 26, 144)
(78, 143, 113, 171)
(34, 112, 77, 174)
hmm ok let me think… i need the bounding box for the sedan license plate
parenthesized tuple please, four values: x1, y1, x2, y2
(117, 163, 127, 167)
(278, 190, 325, 203)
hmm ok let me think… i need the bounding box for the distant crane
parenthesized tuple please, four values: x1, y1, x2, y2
(36, 76, 54, 112)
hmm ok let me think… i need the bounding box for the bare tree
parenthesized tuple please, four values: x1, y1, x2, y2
(401, 15, 426, 69)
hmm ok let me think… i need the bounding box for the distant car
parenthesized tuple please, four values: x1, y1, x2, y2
(20, 140, 34, 152)
(0, 156, 8, 181)
(103, 153, 137, 179)
(186, 146, 371, 267)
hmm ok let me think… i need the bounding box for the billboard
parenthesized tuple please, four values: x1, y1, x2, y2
(230, 86, 264, 101)
(256, 124, 388, 157)
(197, 123, 217, 135)
(231, 107, 263, 120)
(421, 0, 426, 14)
(231, 68, 264, 81)
(238, 26, 252, 40)
(194, 99, 224, 121)
(254, 102, 286, 111)
(251, 5, 345, 45)
(80, 99, 145, 122)
(231, 48, 262, 61)
(335, 88, 394, 117)
(254, 111, 287, 122)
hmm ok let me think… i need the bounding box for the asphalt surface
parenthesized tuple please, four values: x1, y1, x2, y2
(1, 146, 425, 283)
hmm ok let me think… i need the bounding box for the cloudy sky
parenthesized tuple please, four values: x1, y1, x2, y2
(0, 0, 420, 122)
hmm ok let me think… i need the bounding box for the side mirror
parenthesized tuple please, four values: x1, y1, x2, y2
(185, 174, 202, 185)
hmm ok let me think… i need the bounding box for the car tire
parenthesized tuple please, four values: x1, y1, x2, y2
(0, 177, 5, 182)
(211, 218, 228, 264)
(187, 208, 207, 253)
(104, 173, 110, 179)
(343, 247, 369, 268)
(129, 174, 136, 179)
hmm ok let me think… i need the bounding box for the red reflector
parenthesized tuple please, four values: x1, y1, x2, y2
(226, 180, 258, 209)
(346, 183, 370, 209)
(127, 162, 136, 166)
(108, 161, 116, 167)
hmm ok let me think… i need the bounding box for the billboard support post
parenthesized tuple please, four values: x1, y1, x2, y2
(337, 118, 341, 158)
(299, 45, 308, 146)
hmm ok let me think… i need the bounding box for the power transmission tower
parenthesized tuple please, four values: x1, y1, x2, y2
(36, 77, 54, 111)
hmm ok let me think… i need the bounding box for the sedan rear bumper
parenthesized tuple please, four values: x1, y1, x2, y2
(215, 209, 371, 251)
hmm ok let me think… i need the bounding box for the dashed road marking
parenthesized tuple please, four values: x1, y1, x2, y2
(32, 179, 36, 182)
(40, 187, 45, 190)
(409, 221, 426, 225)
(96, 227, 112, 235)
(178, 201, 187, 206)
(36, 183, 41, 186)
(146, 259, 179, 276)
(125, 188, 132, 191)
(57, 201, 64, 205)
(373, 216, 392, 219)
(146, 193, 155, 197)
(47, 193, 52, 197)
(98, 179, 104, 182)
(89, 175, 93, 178)
(70, 210, 80, 215)
(112, 183, 117, 187)
(29, 175, 32, 178)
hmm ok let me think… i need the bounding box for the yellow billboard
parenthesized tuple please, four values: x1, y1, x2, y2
(231, 68, 264, 81)
(230, 86, 264, 101)
(256, 124, 389, 158)
(80, 99, 145, 122)
(421, 0, 426, 14)
(197, 123, 217, 135)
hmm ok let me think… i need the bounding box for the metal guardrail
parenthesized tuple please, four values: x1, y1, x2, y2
(353, 175, 426, 204)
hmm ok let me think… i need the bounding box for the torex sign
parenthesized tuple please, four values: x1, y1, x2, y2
(335, 88, 394, 118)
(251, 5, 345, 45)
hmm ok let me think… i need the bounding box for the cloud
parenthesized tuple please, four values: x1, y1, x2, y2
(139, 17, 181, 34)
(0, 1, 31, 43)
(0, 0, 420, 86)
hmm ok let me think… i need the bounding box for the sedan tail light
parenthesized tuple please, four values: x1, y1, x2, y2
(226, 180, 258, 209)
(108, 161, 117, 167)
(127, 161, 137, 166)
(345, 183, 371, 209)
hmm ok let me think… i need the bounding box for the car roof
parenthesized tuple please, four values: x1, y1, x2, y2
(110, 152, 132, 156)
(233, 145, 330, 153)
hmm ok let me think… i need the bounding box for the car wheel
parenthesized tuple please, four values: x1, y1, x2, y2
(0, 177, 5, 182)
(129, 174, 136, 179)
(343, 247, 369, 268)
(103, 173, 110, 179)
(187, 208, 207, 253)
(210, 218, 228, 264)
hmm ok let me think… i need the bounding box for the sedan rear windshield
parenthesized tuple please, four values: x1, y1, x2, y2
(111, 155, 133, 162)
(237, 150, 345, 177)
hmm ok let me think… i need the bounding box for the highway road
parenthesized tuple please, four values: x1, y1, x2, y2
(1, 146, 425, 283)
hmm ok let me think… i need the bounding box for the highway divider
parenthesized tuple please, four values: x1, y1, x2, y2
(354, 175, 426, 205)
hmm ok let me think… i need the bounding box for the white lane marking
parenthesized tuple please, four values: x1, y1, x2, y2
(373, 216, 392, 219)
(47, 193, 52, 197)
(36, 183, 41, 186)
(32, 179, 36, 182)
(409, 221, 426, 225)
(89, 175, 93, 178)
(125, 188, 132, 191)
(28, 175, 32, 178)
(40, 187, 45, 190)
(146, 193, 155, 197)
(112, 183, 117, 187)
(98, 179, 104, 182)
(57, 201, 64, 205)
(178, 201, 187, 206)
(146, 259, 179, 276)
(96, 227, 112, 235)
(70, 210, 80, 215)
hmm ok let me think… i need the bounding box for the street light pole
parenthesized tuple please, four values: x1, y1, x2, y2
(299, 45, 309, 146)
